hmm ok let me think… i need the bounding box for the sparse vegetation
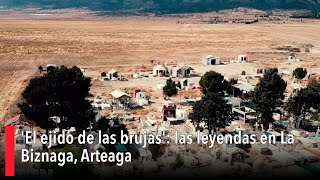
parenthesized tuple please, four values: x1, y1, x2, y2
(163, 78, 178, 97)
(170, 154, 184, 170)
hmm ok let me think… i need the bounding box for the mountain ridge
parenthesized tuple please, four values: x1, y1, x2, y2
(0, 0, 319, 14)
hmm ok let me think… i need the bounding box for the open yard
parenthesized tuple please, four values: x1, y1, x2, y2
(1, 15, 320, 121)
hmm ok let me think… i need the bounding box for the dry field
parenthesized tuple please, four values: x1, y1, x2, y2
(1, 15, 320, 122)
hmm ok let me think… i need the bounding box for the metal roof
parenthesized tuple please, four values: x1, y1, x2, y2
(232, 83, 255, 92)
(110, 89, 131, 99)
(179, 65, 194, 71)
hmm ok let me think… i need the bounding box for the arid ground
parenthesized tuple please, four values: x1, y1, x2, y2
(1, 14, 320, 121)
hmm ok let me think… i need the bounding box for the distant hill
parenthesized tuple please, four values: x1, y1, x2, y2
(1, 0, 319, 14)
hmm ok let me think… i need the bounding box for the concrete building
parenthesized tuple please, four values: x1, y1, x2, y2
(108, 70, 118, 80)
(237, 55, 249, 62)
(110, 89, 131, 109)
(202, 55, 221, 65)
(153, 65, 167, 77)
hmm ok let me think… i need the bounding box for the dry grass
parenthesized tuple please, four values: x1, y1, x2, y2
(1, 17, 320, 121)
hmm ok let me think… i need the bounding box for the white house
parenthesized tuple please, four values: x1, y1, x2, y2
(153, 65, 167, 77)
(108, 70, 118, 80)
(135, 92, 149, 106)
(237, 55, 249, 62)
(178, 78, 194, 89)
(202, 55, 221, 65)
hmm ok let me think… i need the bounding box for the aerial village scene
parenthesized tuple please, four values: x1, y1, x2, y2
(0, 5, 320, 179)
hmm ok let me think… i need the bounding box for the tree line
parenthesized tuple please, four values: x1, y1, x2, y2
(163, 67, 320, 133)
(20, 66, 320, 138)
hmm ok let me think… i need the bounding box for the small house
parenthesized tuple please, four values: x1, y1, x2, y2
(178, 78, 194, 89)
(110, 89, 131, 109)
(135, 92, 149, 106)
(108, 70, 118, 80)
(202, 55, 221, 65)
(153, 65, 167, 77)
(237, 55, 249, 62)
(177, 66, 194, 77)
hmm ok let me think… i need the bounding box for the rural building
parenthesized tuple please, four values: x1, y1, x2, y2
(232, 106, 257, 123)
(110, 89, 132, 109)
(153, 65, 167, 77)
(135, 92, 149, 106)
(202, 55, 221, 65)
(178, 78, 194, 89)
(237, 55, 249, 62)
(177, 66, 194, 77)
(108, 70, 118, 80)
(232, 83, 255, 94)
(165, 63, 179, 77)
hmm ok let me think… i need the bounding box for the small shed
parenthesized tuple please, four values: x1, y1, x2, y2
(178, 78, 194, 89)
(238, 55, 249, 62)
(177, 66, 194, 77)
(136, 92, 149, 106)
(202, 55, 221, 65)
(108, 70, 118, 80)
(153, 65, 167, 77)
(110, 90, 131, 109)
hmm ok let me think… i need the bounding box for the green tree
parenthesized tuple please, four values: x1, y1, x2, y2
(226, 78, 238, 96)
(251, 68, 287, 128)
(199, 71, 228, 95)
(286, 87, 320, 128)
(95, 116, 110, 133)
(19, 66, 95, 133)
(293, 67, 307, 79)
(189, 93, 233, 134)
(163, 78, 178, 97)
(170, 154, 184, 170)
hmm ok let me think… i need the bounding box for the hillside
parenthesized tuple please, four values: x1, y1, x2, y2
(0, 0, 320, 14)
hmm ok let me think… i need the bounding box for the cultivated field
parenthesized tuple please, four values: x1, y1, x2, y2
(1, 15, 320, 121)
